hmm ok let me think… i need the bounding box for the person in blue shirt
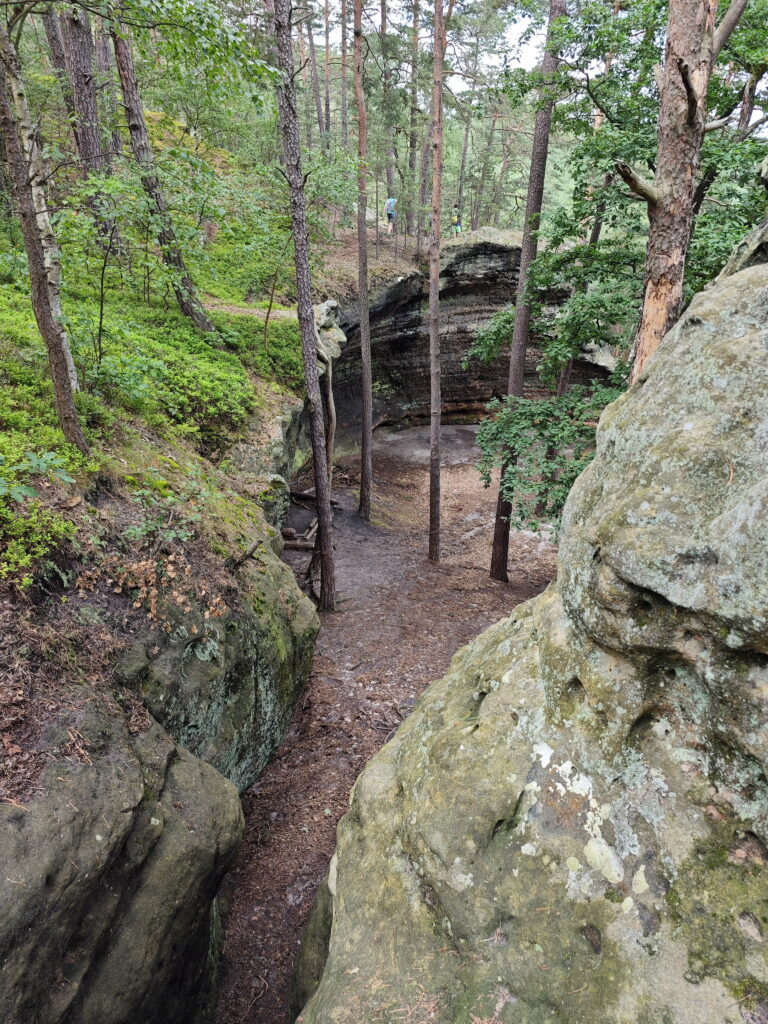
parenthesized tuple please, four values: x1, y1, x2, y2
(385, 196, 397, 234)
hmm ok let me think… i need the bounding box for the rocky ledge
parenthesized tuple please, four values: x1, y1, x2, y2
(334, 228, 605, 432)
(293, 265, 768, 1023)
(1, 699, 242, 1024)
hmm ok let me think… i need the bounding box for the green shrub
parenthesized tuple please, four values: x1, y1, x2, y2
(214, 312, 304, 390)
(0, 501, 75, 588)
(476, 385, 624, 535)
(0, 452, 77, 588)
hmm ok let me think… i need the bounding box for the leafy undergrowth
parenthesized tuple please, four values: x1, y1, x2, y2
(0, 277, 306, 801)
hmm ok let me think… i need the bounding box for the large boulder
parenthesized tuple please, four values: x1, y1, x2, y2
(293, 265, 768, 1023)
(0, 698, 243, 1024)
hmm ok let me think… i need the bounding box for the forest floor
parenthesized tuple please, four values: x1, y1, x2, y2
(215, 424, 556, 1024)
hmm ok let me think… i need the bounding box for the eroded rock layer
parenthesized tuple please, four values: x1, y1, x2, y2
(293, 265, 768, 1023)
(335, 228, 604, 431)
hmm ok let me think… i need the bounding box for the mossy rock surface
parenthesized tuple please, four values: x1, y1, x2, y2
(0, 699, 243, 1024)
(116, 512, 318, 794)
(293, 266, 768, 1023)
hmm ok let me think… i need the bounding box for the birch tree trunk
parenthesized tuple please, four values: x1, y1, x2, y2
(619, 0, 749, 382)
(0, 33, 87, 453)
(273, 0, 336, 611)
(110, 23, 215, 333)
(354, 0, 373, 520)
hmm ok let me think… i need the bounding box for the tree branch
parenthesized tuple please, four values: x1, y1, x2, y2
(712, 0, 750, 62)
(704, 113, 736, 132)
(614, 160, 658, 205)
(738, 113, 768, 140)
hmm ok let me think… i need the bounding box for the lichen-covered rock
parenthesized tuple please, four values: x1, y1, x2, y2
(294, 265, 768, 1023)
(0, 698, 243, 1024)
(117, 535, 318, 793)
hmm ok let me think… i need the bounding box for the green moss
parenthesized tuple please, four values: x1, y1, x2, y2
(667, 822, 768, 994)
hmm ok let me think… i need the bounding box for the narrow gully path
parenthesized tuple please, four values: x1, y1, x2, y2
(215, 426, 556, 1024)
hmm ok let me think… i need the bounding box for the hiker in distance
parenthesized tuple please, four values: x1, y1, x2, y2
(451, 205, 462, 236)
(385, 196, 397, 234)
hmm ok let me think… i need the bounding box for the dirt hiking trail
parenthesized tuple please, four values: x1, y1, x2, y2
(215, 425, 556, 1024)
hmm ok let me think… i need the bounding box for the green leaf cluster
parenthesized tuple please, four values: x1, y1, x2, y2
(476, 384, 623, 535)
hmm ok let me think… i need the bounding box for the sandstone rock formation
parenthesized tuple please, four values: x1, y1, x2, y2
(293, 265, 768, 1023)
(0, 416, 318, 1020)
(115, 545, 318, 794)
(334, 228, 604, 432)
(0, 699, 242, 1024)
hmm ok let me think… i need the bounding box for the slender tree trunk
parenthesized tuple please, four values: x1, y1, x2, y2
(457, 118, 471, 211)
(340, 0, 349, 148)
(354, 0, 373, 520)
(381, 0, 395, 195)
(110, 24, 215, 332)
(416, 125, 429, 260)
(489, 0, 566, 582)
(470, 112, 497, 230)
(95, 18, 122, 161)
(737, 65, 765, 131)
(489, 128, 512, 227)
(456, 40, 479, 215)
(41, 9, 80, 151)
(273, 0, 335, 611)
(619, 0, 748, 381)
(406, 0, 420, 236)
(323, 0, 331, 137)
(428, 0, 447, 563)
(60, 7, 104, 175)
(507, 3, 565, 395)
(306, 8, 326, 137)
(297, 19, 313, 149)
(0, 34, 87, 453)
(320, 358, 336, 493)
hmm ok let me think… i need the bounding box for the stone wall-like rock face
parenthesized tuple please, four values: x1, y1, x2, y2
(293, 265, 768, 1023)
(335, 228, 603, 432)
(0, 700, 243, 1024)
(116, 540, 318, 795)
(0, 440, 318, 1021)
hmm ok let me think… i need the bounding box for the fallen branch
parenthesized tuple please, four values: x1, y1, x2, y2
(290, 488, 341, 507)
(226, 539, 262, 571)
